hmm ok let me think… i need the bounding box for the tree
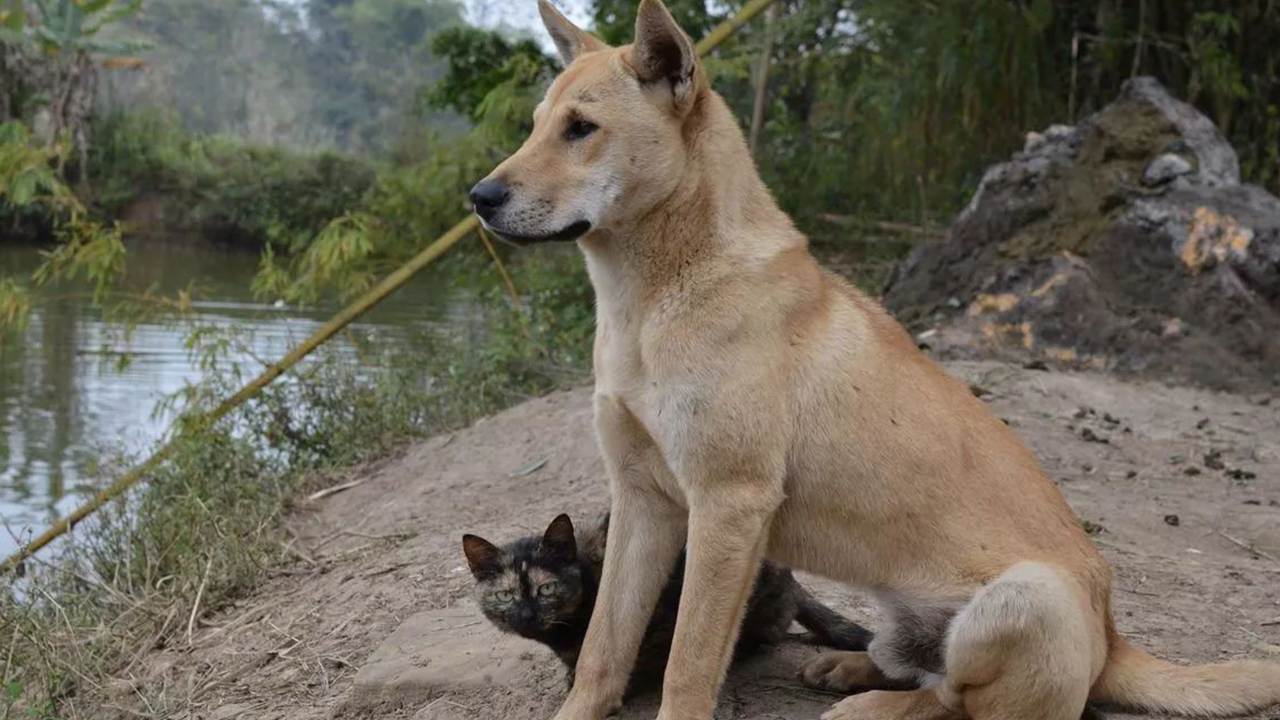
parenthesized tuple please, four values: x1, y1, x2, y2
(0, 0, 146, 180)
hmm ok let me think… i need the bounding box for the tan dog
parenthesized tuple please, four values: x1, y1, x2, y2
(468, 2, 1280, 719)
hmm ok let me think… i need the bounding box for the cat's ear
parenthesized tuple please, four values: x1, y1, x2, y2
(540, 514, 577, 562)
(462, 534, 502, 579)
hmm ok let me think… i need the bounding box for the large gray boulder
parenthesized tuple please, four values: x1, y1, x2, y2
(883, 77, 1280, 391)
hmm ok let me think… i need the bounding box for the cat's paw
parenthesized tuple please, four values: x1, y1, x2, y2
(800, 651, 879, 692)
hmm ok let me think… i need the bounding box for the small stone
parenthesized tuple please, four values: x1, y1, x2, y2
(1244, 500, 1262, 506)
(1183, 466, 1202, 476)
(1164, 514, 1181, 527)
(1143, 153, 1193, 186)
(1125, 470, 1138, 479)
(1023, 360, 1049, 371)
(1080, 428, 1109, 444)
(1044, 124, 1074, 140)
(1203, 450, 1225, 470)
(1082, 520, 1106, 535)
(1196, 418, 1210, 430)
(1226, 468, 1257, 481)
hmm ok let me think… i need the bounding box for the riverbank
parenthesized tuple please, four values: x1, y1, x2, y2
(0, 236, 475, 557)
(104, 359, 1280, 720)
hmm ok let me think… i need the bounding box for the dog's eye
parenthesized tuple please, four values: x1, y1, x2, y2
(564, 119, 598, 141)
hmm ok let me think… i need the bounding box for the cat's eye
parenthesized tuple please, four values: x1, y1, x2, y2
(493, 590, 515, 603)
(564, 118, 597, 141)
(536, 581, 560, 597)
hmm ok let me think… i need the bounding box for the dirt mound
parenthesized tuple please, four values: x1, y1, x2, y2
(884, 77, 1280, 392)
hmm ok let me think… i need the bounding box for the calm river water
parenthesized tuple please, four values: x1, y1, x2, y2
(0, 238, 464, 557)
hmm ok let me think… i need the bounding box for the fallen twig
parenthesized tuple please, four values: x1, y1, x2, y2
(306, 479, 365, 502)
(1217, 530, 1280, 564)
(187, 555, 213, 647)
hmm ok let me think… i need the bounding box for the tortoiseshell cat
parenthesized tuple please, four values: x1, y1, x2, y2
(462, 513, 872, 685)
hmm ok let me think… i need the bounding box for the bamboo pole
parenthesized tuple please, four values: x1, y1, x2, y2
(695, 0, 779, 56)
(748, 3, 778, 155)
(2, 0, 783, 574)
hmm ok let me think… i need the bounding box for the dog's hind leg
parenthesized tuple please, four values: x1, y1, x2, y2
(818, 562, 1103, 720)
(554, 396, 688, 720)
(937, 561, 1103, 720)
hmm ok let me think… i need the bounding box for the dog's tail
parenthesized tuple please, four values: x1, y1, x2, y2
(1090, 637, 1280, 717)
(793, 585, 873, 651)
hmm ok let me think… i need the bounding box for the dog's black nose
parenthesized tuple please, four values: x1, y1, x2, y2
(469, 179, 510, 219)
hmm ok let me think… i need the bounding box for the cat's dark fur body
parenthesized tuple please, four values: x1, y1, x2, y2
(462, 513, 872, 686)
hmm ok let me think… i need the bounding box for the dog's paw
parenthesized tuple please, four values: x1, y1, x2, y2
(822, 692, 892, 720)
(821, 690, 960, 720)
(800, 651, 879, 692)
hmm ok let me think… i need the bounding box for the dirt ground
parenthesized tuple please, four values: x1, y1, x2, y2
(120, 360, 1280, 720)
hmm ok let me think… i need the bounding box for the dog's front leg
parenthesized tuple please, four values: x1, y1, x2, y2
(657, 482, 782, 720)
(553, 396, 688, 720)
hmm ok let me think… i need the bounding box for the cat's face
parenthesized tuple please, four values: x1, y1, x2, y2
(462, 514, 590, 640)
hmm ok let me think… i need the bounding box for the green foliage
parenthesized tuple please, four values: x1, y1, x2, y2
(259, 25, 551, 303)
(426, 26, 554, 120)
(0, 120, 74, 210)
(0, 120, 127, 337)
(88, 111, 377, 253)
(591, 0, 723, 47)
(1, 0, 146, 57)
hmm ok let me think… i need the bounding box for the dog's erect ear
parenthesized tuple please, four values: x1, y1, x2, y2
(631, 0, 698, 113)
(538, 0, 606, 66)
(462, 534, 502, 579)
(539, 514, 577, 562)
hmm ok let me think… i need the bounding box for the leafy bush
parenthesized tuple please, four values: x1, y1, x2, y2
(88, 111, 377, 252)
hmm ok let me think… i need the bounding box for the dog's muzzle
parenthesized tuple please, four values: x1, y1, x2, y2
(469, 179, 591, 245)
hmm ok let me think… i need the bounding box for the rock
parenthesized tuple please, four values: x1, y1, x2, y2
(1204, 450, 1225, 470)
(353, 604, 551, 705)
(1143, 153, 1193, 186)
(883, 78, 1280, 392)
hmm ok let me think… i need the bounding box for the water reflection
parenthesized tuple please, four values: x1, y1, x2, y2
(0, 238, 463, 556)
